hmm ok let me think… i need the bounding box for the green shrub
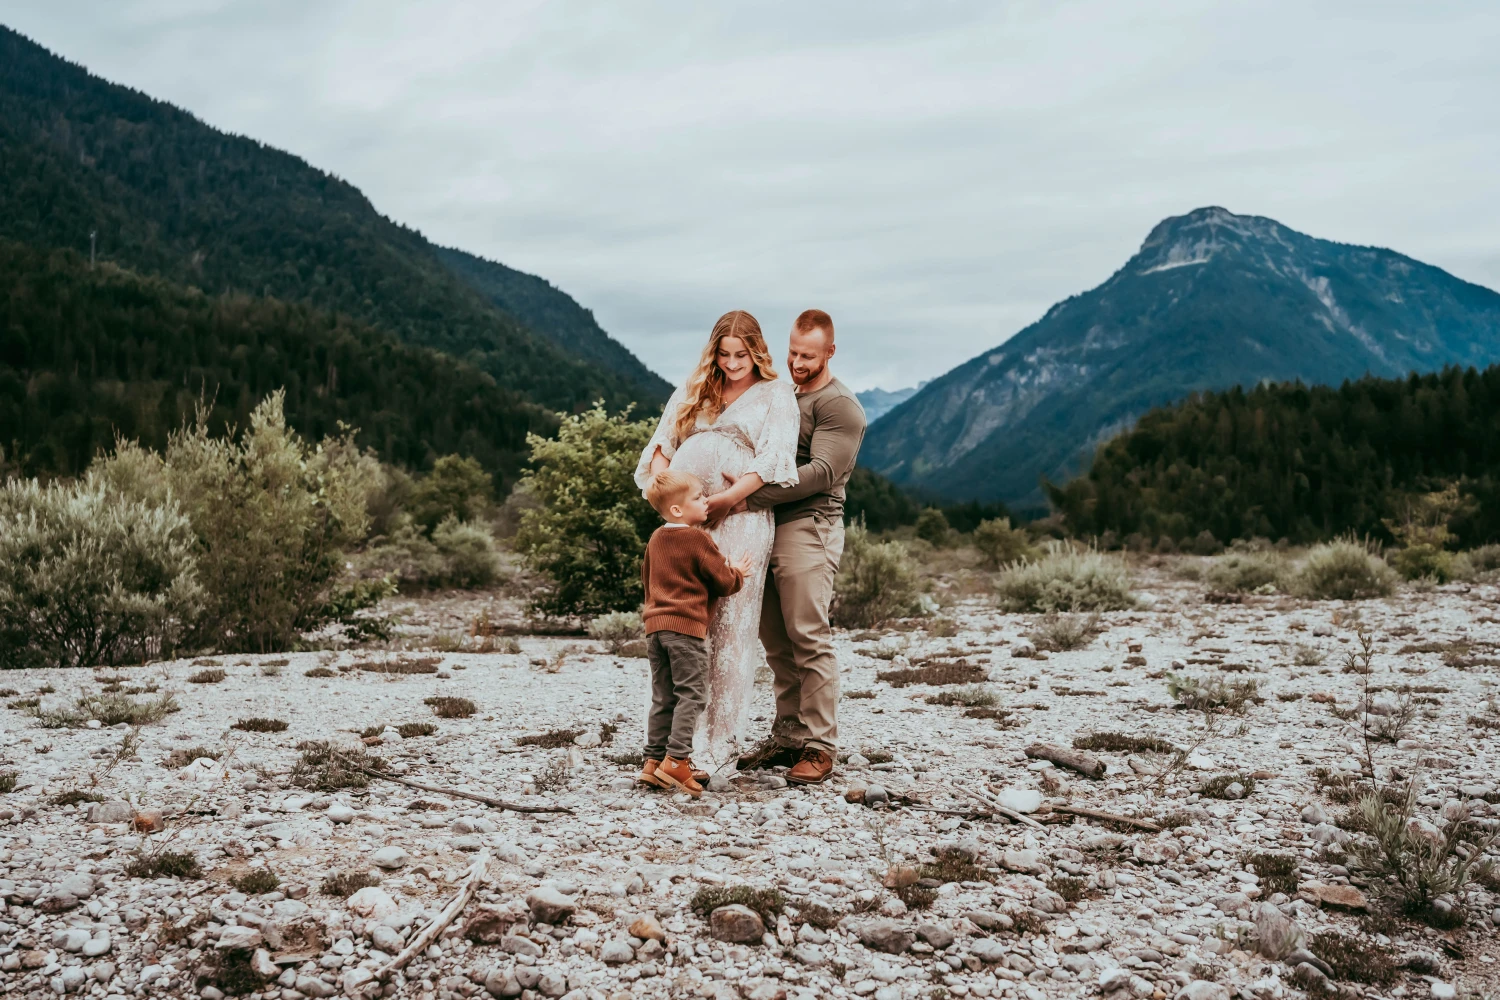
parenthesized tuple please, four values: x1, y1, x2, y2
(831, 522, 926, 628)
(1204, 551, 1284, 593)
(914, 507, 952, 547)
(587, 610, 644, 653)
(406, 454, 493, 533)
(515, 405, 658, 616)
(1453, 544, 1500, 583)
(1388, 544, 1453, 583)
(994, 543, 1135, 612)
(361, 517, 500, 590)
(972, 516, 1036, 569)
(1166, 674, 1260, 714)
(95, 392, 383, 652)
(1289, 540, 1398, 600)
(0, 478, 201, 669)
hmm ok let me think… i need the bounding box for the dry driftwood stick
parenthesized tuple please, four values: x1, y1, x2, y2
(1051, 804, 1162, 832)
(333, 752, 572, 814)
(376, 847, 488, 981)
(1023, 743, 1106, 780)
(955, 785, 1047, 830)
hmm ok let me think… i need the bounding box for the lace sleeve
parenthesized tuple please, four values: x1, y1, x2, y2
(745, 381, 801, 488)
(634, 386, 685, 491)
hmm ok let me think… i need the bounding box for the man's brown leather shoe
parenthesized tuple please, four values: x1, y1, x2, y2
(786, 745, 834, 785)
(736, 737, 801, 772)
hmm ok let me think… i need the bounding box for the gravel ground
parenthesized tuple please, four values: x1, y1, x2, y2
(2, 563, 1498, 1000)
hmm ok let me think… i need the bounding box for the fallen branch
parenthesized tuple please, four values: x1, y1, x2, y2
(1051, 804, 1161, 832)
(1023, 743, 1106, 779)
(955, 785, 1047, 830)
(376, 847, 488, 981)
(332, 751, 571, 813)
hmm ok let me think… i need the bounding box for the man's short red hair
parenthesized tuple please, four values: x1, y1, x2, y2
(793, 309, 834, 342)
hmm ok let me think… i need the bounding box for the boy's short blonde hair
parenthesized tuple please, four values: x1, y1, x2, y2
(646, 469, 701, 517)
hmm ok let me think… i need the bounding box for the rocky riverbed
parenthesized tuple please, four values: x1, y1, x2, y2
(2, 563, 1498, 1000)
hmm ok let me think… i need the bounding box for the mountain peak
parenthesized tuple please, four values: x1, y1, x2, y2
(1134, 206, 1292, 274)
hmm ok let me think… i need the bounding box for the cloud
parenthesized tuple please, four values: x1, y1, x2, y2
(7, 0, 1499, 389)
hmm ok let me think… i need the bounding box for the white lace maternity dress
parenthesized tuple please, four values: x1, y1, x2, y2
(634, 378, 800, 768)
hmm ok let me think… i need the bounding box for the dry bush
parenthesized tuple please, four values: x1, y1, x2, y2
(1073, 732, 1174, 754)
(39, 692, 180, 729)
(844, 690, 876, 700)
(125, 850, 202, 880)
(230, 869, 280, 895)
(994, 543, 1135, 613)
(321, 870, 380, 897)
(517, 728, 583, 748)
(291, 741, 383, 790)
(231, 717, 288, 733)
(0, 771, 17, 793)
(358, 656, 440, 675)
(164, 746, 221, 769)
(832, 522, 927, 628)
(1204, 551, 1285, 593)
(188, 668, 226, 684)
(1026, 613, 1102, 652)
(1197, 773, 1256, 800)
(1166, 674, 1260, 714)
(397, 722, 437, 738)
(425, 696, 475, 718)
(924, 685, 996, 707)
(533, 757, 571, 792)
(973, 517, 1036, 569)
(587, 611, 644, 653)
(876, 661, 988, 687)
(1289, 541, 1398, 600)
(304, 667, 336, 678)
(689, 885, 784, 923)
(1244, 853, 1299, 896)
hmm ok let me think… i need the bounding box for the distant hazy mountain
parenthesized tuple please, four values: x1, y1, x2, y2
(862, 206, 1500, 508)
(857, 384, 924, 424)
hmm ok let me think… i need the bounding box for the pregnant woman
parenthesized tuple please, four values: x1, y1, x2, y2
(635, 310, 800, 768)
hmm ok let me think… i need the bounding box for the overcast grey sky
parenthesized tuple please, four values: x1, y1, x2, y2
(6, 1, 1498, 390)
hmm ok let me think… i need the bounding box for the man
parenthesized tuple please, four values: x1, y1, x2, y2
(711, 308, 865, 784)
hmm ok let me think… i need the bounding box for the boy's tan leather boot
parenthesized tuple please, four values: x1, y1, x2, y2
(636, 758, 664, 788)
(655, 756, 704, 798)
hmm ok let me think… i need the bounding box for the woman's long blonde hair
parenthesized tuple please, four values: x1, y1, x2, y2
(673, 310, 778, 442)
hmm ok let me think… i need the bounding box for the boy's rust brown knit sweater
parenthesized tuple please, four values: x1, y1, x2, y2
(641, 525, 744, 638)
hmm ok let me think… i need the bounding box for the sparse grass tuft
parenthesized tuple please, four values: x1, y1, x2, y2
(1047, 875, 1089, 903)
(845, 689, 877, 700)
(321, 870, 380, 897)
(606, 750, 645, 767)
(1026, 612, 1102, 652)
(690, 885, 785, 923)
(877, 661, 988, 688)
(40, 692, 180, 728)
(1244, 853, 1298, 896)
(1292, 643, 1327, 666)
(994, 543, 1136, 613)
(397, 721, 437, 738)
(425, 696, 475, 718)
(1072, 732, 1174, 754)
(291, 740, 383, 790)
(1198, 772, 1256, 800)
(895, 884, 938, 909)
(358, 656, 441, 675)
(920, 846, 995, 884)
(533, 757, 571, 792)
(304, 667, 336, 678)
(1307, 931, 1398, 985)
(230, 869, 281, 895)
(925, 685, 997, 708)
(125, 850, 203, 879)
(0, 771, 16, 793)
(963, 706, 1019, 727)
(586, 610, 644, 653)
(188, 668, 226, 684)
(517, 727, 582, 748)
(164, 746, 221, 769)
(231, 717, 288, 733)
(51, 789, 104, 806)
(1166, 674, 1260, 714)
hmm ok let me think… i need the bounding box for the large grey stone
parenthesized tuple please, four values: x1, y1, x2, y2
(526, 885, 576, 924)
(1253, 902, 1305, 960)
(1177, 982, 1230, 1000)
(216, 925, 264, 950)
(85, 800, 134, 824)
(914, 921, 954, 949)
(856, 918, 914, 954)
(970, 938, 1008, 963)
(370, 846, 408, 869)
(710, 904, 765, 943)
(599, 939, 635, 964)
(484, 967, 522, 998)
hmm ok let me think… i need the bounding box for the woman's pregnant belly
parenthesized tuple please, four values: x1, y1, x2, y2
(671, 431, 748, 495)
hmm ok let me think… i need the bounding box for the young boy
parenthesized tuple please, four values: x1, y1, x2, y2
(637, 470, 751, 797)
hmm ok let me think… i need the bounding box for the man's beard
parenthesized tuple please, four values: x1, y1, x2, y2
(790, 359, 825, 386)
